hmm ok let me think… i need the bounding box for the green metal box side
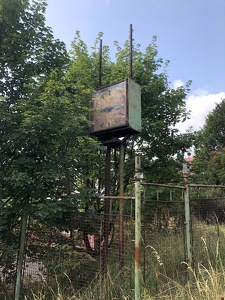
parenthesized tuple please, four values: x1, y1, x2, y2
(128, 78, 141, 133)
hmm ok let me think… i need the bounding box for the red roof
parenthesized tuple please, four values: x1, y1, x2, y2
(184, 157, 194, 162)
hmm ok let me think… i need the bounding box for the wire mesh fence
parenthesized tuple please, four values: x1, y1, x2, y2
(0, 190, 189, 299)
(3, 175, 225, 299)
(141, 183, 186, 292)
(189, 184, 225, 270)
(0, 198, 136, 299)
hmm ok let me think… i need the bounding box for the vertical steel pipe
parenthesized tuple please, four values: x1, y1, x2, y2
(15, 212, 28, 300)
(135, 154, 141, 300)
(99, 39, 102, 88)
(119, 143, 125, 273)
(129, 24, 133, 79)
(143, 186, 146, 283)
(183, 163, 193, 278)
(102, 146, 111, 277)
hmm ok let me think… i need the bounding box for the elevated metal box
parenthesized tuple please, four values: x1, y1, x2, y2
(90, 78, 141, 141)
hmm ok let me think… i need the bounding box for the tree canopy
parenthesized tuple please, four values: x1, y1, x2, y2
(192, 99, 225, 184)
(0, 0, 195, 240)
(0, 0, 91, 237)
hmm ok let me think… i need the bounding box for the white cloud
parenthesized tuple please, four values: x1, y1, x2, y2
(172, 79, 184, 89)
(177, 89, 225, 133)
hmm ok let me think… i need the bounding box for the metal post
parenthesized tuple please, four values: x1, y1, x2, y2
(129, 24, 133, 79)
(135, 154, 141, 300)
(99, 39, 102, 88)
(119, 143, 125, 273)
(183, 163, 193, 278)
(143, 186, 146, 283)
(15, 212, 28, 300)
(102, 146, 111, 277)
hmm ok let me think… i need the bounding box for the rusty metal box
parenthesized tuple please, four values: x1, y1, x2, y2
(90, 78, 141, 141)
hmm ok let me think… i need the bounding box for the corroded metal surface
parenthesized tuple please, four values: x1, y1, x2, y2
(101, 146, 111, 277)
(135, 154, 141, 299)
(119, 143, 125, 273)
(183, 163, 193, 277)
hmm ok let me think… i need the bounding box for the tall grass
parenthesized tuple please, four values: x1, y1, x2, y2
(22, 233, 225, 300)
(23, 254, 225, 300)
(3, 221, 225, 299)
(23, 271, 134, 300)
(142, 239, 225, 300)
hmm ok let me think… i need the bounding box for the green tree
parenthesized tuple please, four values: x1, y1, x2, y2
(0, 0, 195, 253)
(66, 34, 194, 244)
(0, 0, 86, 240)
(69, 33, 193, 191)
(192, 99, 225, 184)
(0, 0, 68, 102)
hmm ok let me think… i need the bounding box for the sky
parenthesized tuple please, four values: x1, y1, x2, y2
(45, 0, 225, 133)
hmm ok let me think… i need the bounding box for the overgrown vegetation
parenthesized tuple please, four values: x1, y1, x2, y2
(1, 206, 225, 300)
(0, 0, 194, 243)
(0, 0, 194, 293)
(1, 0, 225, 299)
(0, 226, 223, 300)
(192, 100, 225, 184)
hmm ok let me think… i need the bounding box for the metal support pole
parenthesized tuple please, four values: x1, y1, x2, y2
(135, 154, 141, 300)
(119, 143, 125, 274)
(102, 146, 111, 277)
(99, 39, 102, 88)
(129, 24, 133, 79)
(14, 212, 28, 300)
(183, 163, 193, 278)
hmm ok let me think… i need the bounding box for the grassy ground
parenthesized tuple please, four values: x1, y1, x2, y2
(23, 227, 225, 300)
(3, 221, 225, 299)
(22, 260, 225, 300)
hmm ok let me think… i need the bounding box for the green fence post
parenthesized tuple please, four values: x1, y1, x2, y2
(15, 212, 28, 300)
(135, 154, 141, 300)
(183, 163, 193, 278)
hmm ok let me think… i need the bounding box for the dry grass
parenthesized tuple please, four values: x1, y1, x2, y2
(5, 220, 225, 300)
(22, 235, 225, 300)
